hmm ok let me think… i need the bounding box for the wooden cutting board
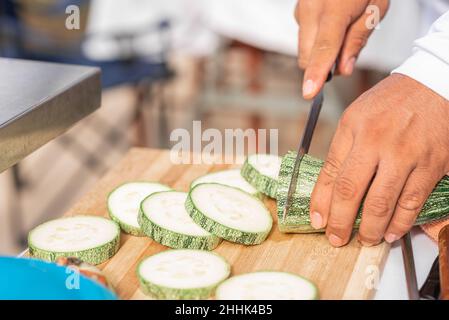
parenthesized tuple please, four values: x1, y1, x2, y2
(62, 148, 390, 300)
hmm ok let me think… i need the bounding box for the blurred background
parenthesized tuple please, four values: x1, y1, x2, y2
(0, 0, 430, 254)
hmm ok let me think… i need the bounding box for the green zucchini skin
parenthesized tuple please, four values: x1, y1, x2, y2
(137, 206, 222, 250)
(185, 186, 271, 245)
(28, 216, 121, 265)
(107, 184, 145, 237)
(29, 237, 120, 266)
(109, 214, 144, 237)
(137, 249, 231, 300)
(107, 182, 171, 237)
(138, 276, 221, 300)
(28, 230, 120, 266)
(241, 157, 278, 198)
(277, 151, 449, 233)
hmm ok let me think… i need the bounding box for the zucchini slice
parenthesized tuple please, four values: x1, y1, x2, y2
(186, 183, 273, 245)
(277, 151, 449, 233)
(28, 215, 120, 265)
(108, 182, 171, 236)
(241, 154, 282, 198)
(191, 169, 258, 196)
(138, 191, 221, 250)
(215, 271, 318, 300)
(137, 249, 231, 299)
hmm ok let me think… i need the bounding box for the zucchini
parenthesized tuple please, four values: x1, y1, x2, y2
(108, 182, 171, 236)
(215, 271, 318, 300)
(277, 151, 449, 233)
(138, 191, 221, 250)
(28, 216, 120, 265)
(137, 249, 231, 299)
(241, 154, 282, 198)
(191, 169, 258, 196)
(185, 183, 273, 245)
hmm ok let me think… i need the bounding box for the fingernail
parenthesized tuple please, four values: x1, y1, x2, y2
(358, 238, 374, 247)
(328, 234, 344, 247)
(302, 79, 316, 97)
(311, 211, 323, 229)
(385, 233, 398, 244)
(344, 57, 356, 75)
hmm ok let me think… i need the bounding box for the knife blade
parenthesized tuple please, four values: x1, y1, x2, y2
(282, 68, 335, 222)
(400, 232, 419, 300)
(282, 89, 324, 222)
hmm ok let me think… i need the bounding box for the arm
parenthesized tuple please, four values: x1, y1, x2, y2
(308, 11, 449, 247)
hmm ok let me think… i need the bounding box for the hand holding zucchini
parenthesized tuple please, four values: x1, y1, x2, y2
(277, 151, 449, 233)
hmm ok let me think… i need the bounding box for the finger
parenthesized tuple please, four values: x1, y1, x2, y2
(384, 168, 441, 243)
(303, 15, 350, 99)
(338, 15, 373, 75)
(326, 146, 378, 247)
(338, 0, 389, 75)
(310, 120, 353, 230)
(357, 160, 414, 246)
(296, 0, 320, 69)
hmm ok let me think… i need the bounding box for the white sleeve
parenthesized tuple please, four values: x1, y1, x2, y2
(392, 10, 449, 101)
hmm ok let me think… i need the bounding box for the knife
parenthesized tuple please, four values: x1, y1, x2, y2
(419, 256, 440, 300)
(401, 232, 419, 300)
(282, 66, 335, 222)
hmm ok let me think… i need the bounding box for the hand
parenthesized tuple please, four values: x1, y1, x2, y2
(295, 0, 389, 99)
(309, 74, 449, 247)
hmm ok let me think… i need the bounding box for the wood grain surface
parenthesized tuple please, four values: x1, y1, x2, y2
(62, 148, 390, 300)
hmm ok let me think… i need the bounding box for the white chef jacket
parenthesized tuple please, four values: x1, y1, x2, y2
(393, 1, 449, 101)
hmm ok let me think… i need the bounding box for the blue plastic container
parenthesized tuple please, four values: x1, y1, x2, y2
(0, 256, 117, 300)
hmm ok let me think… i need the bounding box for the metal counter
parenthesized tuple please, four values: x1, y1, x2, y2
(0, 58, 101, 172)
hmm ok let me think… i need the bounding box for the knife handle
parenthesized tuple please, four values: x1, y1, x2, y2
(439, 225, 449, 300)
(419, 257, 440, 300)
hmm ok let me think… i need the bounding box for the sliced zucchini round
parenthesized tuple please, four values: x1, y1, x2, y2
(138, 191, 221, 250)
(191, 169, 258, 196)
(186, 183, 273, 245)
(277, 152, 323, 233)
(28, 215, 120, 265)
(241, 154, 282, 198)
(108, 182, 171, 236)
(215, 271, 318, 300)
(137, 249, 231, 299)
